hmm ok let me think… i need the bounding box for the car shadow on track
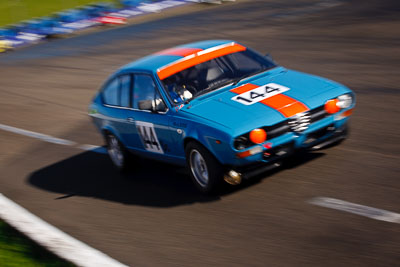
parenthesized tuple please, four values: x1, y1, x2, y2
(27, 149, 324, 207)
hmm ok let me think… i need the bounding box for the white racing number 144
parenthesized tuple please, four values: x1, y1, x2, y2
(136, 121, 164, 154)
(232, 83, 290, 105)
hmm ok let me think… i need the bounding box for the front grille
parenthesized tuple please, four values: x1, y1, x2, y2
(288, 112, 311, 132)
(309, 105, 327, 123)
(262, 121, 290, 139)
(264, 105, 328, 136)
(234, 106, 328, 150)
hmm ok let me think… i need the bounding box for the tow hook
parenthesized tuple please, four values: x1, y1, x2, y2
(224, 170, 242, 185)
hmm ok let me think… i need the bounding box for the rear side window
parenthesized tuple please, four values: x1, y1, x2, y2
(102, 75, 132, 107)
(120, 75, 131, 108)
(103, 78, 119, 106)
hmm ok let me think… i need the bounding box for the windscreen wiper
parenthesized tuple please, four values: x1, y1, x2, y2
(184, 72, 266, 104)
(231, 75, 248, 86)
(231, 67, 272, 86)
(185, 87, 214, 104)
(184, 80, 232, 104)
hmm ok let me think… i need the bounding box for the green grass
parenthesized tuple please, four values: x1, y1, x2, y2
(0, 220, 74, 267)
(0, 0, 119, 27)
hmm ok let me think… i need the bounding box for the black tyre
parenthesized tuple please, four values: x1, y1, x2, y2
(105, 133, 132, 173)
(185, 141, 223, 194)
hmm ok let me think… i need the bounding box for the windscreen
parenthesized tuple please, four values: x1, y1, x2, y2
(161, 49, 277, 105)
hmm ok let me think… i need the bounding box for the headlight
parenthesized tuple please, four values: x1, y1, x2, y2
(249, 128, 267, 144)
(324, 99, 340, 114)
(233, 136, 249, 150)
(337, 94, 353, 109)
(234, 128, 267, 150)
(325, 93, 353, 114)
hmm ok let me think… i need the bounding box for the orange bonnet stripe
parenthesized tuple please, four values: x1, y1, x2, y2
(231, 83, 309, 118)
(157, 43, 246, 80)
(230, 83, 259, 94)
(260, 95, 309, 117)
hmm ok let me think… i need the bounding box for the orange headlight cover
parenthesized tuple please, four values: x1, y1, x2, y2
(325, 99, 340, 114)
(249, 129, 267, 144)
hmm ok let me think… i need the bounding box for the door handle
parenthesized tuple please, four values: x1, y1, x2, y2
(127, 117, 135, 123)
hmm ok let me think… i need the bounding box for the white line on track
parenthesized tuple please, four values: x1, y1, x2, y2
(309, 197, 400, 224)
(0, 123, 106, 154)
(0, 193, 128, 267)
(0, 123, 76, 146)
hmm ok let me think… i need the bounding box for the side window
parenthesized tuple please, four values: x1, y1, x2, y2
(132, 74, 167, 112)
(102, 78, 119, 106)
(120, 75, 131, 108)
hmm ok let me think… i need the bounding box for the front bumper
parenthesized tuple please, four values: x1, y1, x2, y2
(229, 113, 350, 179)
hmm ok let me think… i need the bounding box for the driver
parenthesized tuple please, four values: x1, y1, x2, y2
(168, 84, 193, 104)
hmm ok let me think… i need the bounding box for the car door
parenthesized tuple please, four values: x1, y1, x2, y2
(124, 73, 173, 158)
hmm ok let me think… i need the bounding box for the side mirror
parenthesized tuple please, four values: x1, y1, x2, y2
(154, 99, 167, 112)
(138, 99, 153, 111)
(138, 99, 167, 113)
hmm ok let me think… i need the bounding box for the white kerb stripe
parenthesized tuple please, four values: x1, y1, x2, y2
(0, 123, 76, 146)
(309, 197, 400, 224)
(0, 194, 128, 267)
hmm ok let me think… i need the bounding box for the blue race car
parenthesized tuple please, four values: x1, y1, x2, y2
(89, 40, 355, 193)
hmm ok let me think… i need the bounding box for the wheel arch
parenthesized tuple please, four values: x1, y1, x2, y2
(183, 135, 228, 165)
(101, 126, 122, 144)
(184, 136, 219, 156)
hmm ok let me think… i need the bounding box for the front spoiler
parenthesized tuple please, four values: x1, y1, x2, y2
(231, 123, 348, 180)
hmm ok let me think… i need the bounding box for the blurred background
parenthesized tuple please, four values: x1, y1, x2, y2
(0, 0, 399, 266)
(1, 0, 123, 26)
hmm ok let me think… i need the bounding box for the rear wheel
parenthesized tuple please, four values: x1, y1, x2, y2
(105, 133, 132, 172)
(185, 141, 223, 194)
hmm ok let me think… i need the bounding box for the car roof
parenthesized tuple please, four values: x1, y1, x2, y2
(119, 40, 240, 74)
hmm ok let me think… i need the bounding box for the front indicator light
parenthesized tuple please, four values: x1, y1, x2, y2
(335, 108, 354, 120)
(236, 146, 263, 158)
(342, 108, 354, 117)
(324, 99, 340, 114)
(249, 128, 267, 144)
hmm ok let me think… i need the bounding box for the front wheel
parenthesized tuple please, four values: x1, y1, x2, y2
(185, 142, 223, 194)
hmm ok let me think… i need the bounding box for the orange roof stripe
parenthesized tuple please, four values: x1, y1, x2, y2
(155, 47, 203, 57)
(157, 42, 246, 80)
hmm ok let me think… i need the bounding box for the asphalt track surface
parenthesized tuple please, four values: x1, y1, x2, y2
(1, 0, 399, 266)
